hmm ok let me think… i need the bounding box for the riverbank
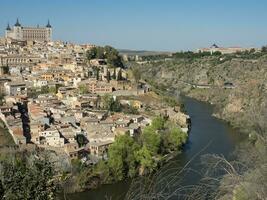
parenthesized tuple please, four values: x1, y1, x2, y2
(59, 90, 190, 194)
(126, 56, 267, 199)
(66, 95, 245, 200)
(62, 115, 189, 194)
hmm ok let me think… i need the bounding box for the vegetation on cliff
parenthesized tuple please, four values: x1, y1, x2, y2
(127, 49, 267, 199)
(0, 151, 59, 200)
(63, 116, 188, 193)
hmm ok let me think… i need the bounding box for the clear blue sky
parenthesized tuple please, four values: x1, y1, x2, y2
(1, 0, 267, 51)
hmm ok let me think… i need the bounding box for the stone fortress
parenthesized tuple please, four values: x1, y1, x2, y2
(5, 18, 52, 42)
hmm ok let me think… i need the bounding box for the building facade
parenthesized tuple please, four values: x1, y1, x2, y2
(5, 19, 52, 42)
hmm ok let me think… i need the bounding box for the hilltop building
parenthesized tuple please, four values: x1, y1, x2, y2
(5, 19, 52, 42)
(197, 44, 258, 55)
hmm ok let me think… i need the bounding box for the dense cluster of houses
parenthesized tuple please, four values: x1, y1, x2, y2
(0, 38, 160, 163)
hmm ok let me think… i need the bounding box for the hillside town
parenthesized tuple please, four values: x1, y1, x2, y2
(0, 20, 189, 165)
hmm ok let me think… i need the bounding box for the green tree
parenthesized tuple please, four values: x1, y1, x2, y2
(112, 68, 116, 80)
(96, 68, 100, 80)
(104, 46, 123, 68)
(141, 126, 161, 154)
(151, 116, 165, 130)
(76, 134, 88, 147)
(106, 70, 111, 82)
(86, 47, 97, 60)
(102, 94, 113, 110)
(0, 92, 4, 106)
(168, 127, 187, 151)
(261, 46, 267, 53)
(2, 65, 9, 74)
(93, 160, 111, 183)
(41, 85, 49, 93)
(48, 86, 57, 94)
(96, 47, 105, 59)
(135, 146, 156, 174)
(110, 98, 122, 112)
(117, 69, 123, 80)
(108, 135, 140, 180)
(132, 68, 141, 83)
(78, 84, 88, 94)
(0, 156, 58, 200)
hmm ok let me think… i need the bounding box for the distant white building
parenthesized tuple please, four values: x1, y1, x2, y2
(5, 18, 52, 42)
(197, 44, 257, 55)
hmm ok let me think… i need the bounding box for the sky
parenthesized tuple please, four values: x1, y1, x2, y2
(1, 0, 267, 51)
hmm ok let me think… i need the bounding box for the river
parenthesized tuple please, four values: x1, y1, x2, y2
(66, 96, 244, 200)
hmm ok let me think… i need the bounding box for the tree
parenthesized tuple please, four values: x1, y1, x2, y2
(2, 65, 9, 74)
(78, 84, 88, 94)
(48, 86, 57, 94)
(76, 134, 88, 147)
(110, 98, 122, 112)
(96, 68, 100, 80)
(0, 92, 4, 106)
(132, 68, 141, 83)
(112, 68, 116, 80)
(151, 116, 165, 130)
(106, 70, 111, 82)
(87, 46, 124, 68)
(41, 85, 49, 94)
(93, 160, 111, 183)
(108, 135, 140, 180)
(96, 47, 105, 59)
(86, 47, 97, 60)
(261, 46, 267, 53)
(135, 146, 156, 175)
(102, 94, 113, 110)
(0, 156, 58, 200)
(104, 46, 123, 68)
(141, 126, 161, 155)
(168, 127, 187, 151)
(117, 69, 123, 80)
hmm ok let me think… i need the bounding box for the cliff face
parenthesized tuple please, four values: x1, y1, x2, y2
(130, 54, 267, 133)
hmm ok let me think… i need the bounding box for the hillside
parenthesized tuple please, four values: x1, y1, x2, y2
(128, 52, 267, 199)
(129, 53, 267, 134)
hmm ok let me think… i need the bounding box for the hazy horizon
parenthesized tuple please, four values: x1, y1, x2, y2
(1, 0, 267, 51)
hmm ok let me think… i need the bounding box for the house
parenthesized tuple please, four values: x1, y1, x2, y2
(28, 102, 49, 125)
(58, 125, 78, 143)
(87, 80, 113, 94)
(4, 82, 27, 96)
(30, 121, 45, 144)
(87, 140, 113, 158)
(33, 79, 48, 88)
(39, 127, 64, 147)
(64, 142, 80, 159)
(73, 94, 100, 109)
(0, 105, 13, 117)
(57, 87, 78, 99)
(160, 108, 190, 128)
